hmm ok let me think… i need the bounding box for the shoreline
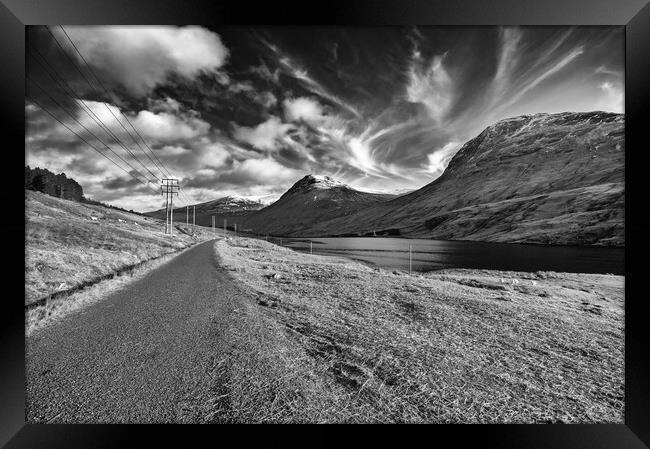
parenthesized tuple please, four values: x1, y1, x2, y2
(239, 232, 625, 249)
(252, 236, 624, 276)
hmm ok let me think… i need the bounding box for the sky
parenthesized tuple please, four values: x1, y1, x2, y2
(25, 26, 624, 212)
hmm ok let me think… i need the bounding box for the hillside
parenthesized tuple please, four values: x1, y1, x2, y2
(145, 196, 265, 229)
(25, 189, 214, 306)
(307, 111, 624, 246)
(239, 175, 397, 236)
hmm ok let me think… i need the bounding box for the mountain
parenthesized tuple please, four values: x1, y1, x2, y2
(144, 195, 265, 228)
(25, 166, 85, 202)
(239, 175, 397, 236)
(306, 111, 624, 246)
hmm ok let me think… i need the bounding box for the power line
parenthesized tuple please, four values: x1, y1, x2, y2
(57, 26, 173, 180)
(27, 76, 158, 193)
(27, 94, 158, 193)
(27, 46, 160, 183)
(31, 26, 199, 210)
(44, 26, 166, 182)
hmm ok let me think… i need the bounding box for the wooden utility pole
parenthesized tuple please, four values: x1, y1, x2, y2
(310, 240, 313, 255)
(212, 215, 215, 237)
(164, 200, 169, 235)
(163, 188, 169, 235)
(186, 206, 189, 229)
(170, 187, 174, 236)
(193, 205, 195, 234)
(160, 178, 179, 235)
(409, 244, 412, 275)
(224, 219, 227, 236)
(234, 223, 237, 236)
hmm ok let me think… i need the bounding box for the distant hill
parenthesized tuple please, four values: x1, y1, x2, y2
(239, 175, 397, 236)
(144, 195, 266, 229)
(25, 165, 85, 202)
(307, 111, 624, 246)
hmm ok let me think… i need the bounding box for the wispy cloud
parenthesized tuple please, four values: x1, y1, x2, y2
(260, 37, 363, 119)
(424, 141, 461, 176)
(405, 54, 454, 124)
(26, 26, 624, 210)
(595, 65, 621, 77)
(597, 80, 624, 113)
(501, 46, 585, 110)
(493, 27, 523, 95)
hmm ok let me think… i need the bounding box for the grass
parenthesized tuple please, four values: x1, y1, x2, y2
(213, 236, 624, 423)
(26, 246, 197, 336)
(25, 190, 215, 323)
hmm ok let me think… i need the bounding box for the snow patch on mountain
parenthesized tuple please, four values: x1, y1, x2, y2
(309, 175, 349, 189)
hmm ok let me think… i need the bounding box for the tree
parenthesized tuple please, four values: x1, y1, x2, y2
(30, 174, 47, 193)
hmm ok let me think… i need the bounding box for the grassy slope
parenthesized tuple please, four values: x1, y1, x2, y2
(25, 190, 214, 305)
(214, 236, 624, 423)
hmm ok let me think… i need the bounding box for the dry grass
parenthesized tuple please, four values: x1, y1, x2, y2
(26, 247, 197, 336)
(25, 190, 214, 307)
(214, 236, 624, 423)
(202, 291, 352, 423)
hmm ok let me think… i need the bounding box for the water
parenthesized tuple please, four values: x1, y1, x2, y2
(275, 237, 624, 275)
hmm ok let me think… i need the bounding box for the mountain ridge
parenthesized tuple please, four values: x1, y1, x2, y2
(302, 110, 625, 246)
(144, 194, 266, 228)
(149, 110, 624, 246)
(238, 174, 398, 235)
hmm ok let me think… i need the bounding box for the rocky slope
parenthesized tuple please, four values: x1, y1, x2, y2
(307, 111, 624, 246)
(240, 175, 396, 236)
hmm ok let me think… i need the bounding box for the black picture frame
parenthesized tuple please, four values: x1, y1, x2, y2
(2, 0, 649, 447)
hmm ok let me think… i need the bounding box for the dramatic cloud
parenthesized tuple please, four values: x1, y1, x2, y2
(252, 91, 278, 108)
(147, 97, 182, 113)
(221, 157, 301, 185)
(26, 26, 624, 211)
(232, 116, 293, 151)
(198, 142, 230, 168)
(131, 109, 211, 142)
(283, 97, 327, 124)
(58, 26, 230, 96)
(249, 62, 281, 84)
